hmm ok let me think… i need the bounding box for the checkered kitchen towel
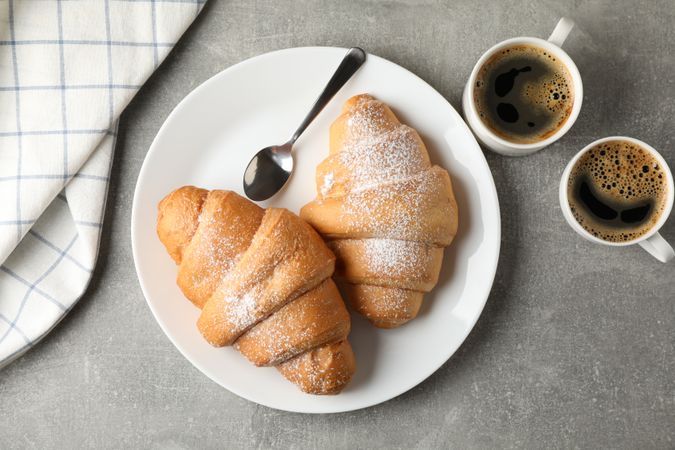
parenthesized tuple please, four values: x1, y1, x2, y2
(0, 0, 205, 367)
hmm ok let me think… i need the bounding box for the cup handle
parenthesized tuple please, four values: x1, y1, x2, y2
(638, 232, 675, 263)
(548, 17, 575, 47)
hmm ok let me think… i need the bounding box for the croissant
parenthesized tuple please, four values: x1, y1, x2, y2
(300, 94, 458, 328)
(157, 186, 355, 394)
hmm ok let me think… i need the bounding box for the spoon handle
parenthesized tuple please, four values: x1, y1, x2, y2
(289, 47, 367, 144)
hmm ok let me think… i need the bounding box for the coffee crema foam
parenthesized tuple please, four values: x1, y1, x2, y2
(568, 140, 668, 242)
(474, 45, 574, 144)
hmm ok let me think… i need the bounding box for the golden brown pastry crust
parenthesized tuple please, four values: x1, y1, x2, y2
(157, 187, 354, 394)
(341, 284, 423, 329)
(178, 190, 263, 309)
(277, 339, 356, 395)
(300, 94, 458, 328)
(196, 207, 336, 346)
(235, 278, 350, 367)
(157, 185, 208, 264)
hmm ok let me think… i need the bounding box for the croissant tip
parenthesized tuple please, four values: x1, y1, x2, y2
(344, 93, 376, 110)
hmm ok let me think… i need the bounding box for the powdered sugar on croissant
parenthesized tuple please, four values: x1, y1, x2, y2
(301, 94, 458, 328)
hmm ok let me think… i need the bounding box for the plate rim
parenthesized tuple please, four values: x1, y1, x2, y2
(131, 46, 501, 413)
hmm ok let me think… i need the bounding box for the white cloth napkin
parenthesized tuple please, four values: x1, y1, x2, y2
(0, 0, 205, 366)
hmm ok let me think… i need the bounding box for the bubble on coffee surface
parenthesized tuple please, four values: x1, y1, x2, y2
(567, 140, 668, 242)
(473, 45, 574, 144)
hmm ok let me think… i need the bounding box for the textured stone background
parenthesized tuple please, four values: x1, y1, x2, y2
(2, 1, 674, 449)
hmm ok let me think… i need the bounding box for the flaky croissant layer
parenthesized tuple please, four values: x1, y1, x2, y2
(157, 187, 355, 394)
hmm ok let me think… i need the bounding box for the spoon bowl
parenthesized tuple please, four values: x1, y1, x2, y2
(243, 143, 293, 201)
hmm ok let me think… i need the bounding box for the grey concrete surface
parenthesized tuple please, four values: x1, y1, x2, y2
(2, 1, 674, 449)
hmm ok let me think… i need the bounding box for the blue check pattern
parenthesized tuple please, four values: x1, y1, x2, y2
(0, 0, 205, 366)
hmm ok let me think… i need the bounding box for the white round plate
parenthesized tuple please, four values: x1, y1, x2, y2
(131, 47, 501, 413)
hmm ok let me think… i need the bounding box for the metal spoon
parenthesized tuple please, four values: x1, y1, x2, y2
(243, 47, 367, 201)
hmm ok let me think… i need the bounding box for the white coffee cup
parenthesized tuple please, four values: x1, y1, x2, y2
(559, 136, 675, 263)
(462, 18, 583, 156)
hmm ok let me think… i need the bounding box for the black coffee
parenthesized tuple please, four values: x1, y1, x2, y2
(474, 45, 574, 144)
(568, 140, 669, 242)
